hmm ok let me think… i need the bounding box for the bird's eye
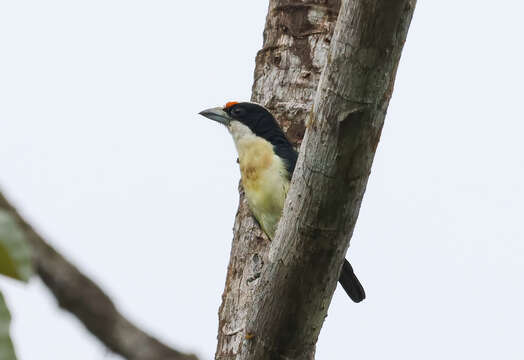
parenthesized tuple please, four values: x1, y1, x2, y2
(231, 107, 245, 117)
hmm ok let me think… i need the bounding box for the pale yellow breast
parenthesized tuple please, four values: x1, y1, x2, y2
(235, 135, 289, 239)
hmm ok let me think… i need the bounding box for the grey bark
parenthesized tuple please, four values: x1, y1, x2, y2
(0, 192, 198, 360)
(216, 0, 416, 359)
(216, 1, 341, 358)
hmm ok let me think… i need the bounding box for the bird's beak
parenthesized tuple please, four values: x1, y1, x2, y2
(198, 107, 232, 126)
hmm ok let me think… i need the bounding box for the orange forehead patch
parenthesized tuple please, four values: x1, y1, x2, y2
(224, 101, 239, 109)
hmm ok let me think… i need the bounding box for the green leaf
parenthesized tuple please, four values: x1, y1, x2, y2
(0, 210, 32, 282)
(0, 291, 18, 360)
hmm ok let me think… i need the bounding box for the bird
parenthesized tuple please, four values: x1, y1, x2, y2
(199, 101, 365, 303)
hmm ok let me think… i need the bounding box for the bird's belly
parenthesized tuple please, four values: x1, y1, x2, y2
(243, 168, 289, 239)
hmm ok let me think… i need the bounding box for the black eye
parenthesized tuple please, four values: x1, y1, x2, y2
(231, 107, 246, 117)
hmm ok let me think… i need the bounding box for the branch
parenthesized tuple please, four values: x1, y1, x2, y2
(242, 1, 417, 358)
(0, 191, 198, 360)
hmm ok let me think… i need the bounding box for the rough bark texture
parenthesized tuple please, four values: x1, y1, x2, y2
(217, 0, 416, 359)
(0, 192, 198, 360)
(215, 1, 341, 359)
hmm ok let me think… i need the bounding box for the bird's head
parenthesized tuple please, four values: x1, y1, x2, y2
(200, 101, 298, 179)
(199, 101, 282, 141)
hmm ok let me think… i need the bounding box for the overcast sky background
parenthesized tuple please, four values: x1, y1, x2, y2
(1, 1, 523, 359)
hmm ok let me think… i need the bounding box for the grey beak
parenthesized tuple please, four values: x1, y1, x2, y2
(198, 107, 232, 126)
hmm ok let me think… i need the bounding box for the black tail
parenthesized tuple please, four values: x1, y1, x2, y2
(338, 259, 365, 303)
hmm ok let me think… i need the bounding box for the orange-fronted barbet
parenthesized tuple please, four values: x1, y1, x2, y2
(199, 101, 365, 302)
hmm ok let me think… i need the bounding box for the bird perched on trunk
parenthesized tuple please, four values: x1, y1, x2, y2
(199, 101, 365, 303)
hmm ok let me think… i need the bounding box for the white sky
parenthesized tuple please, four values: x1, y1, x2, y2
(1, 1, 523, 359)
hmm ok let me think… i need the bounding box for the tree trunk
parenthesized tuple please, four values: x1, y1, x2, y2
(215, 0, 416, 359)
(215, 1, 341, 358)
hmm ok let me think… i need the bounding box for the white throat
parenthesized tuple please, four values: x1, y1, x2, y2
(228, 121, 256, 148)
